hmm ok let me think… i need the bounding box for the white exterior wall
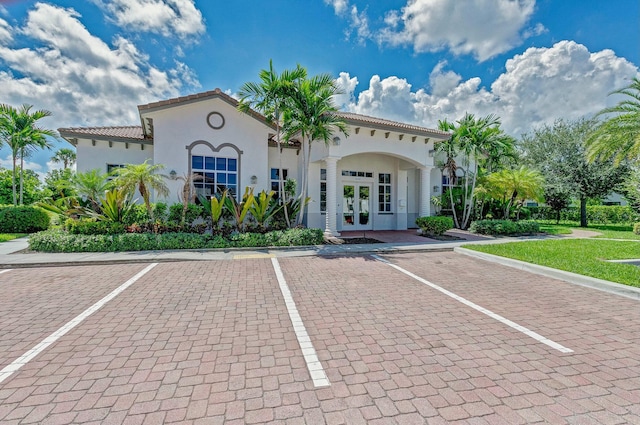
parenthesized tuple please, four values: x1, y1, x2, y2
(143, 98, 273, 203)
(75, 139, 152, 174)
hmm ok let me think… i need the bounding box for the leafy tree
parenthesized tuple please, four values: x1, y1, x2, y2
(480, 166, 544, 219)
(51, 148, 77, 169)
(520, 118, 629, 227)
(587, 77, 640, 165)
(112, 160, 169, 222)
(543, 183, 572, 223)
(617, 167, 640, 213)
(284, 72, 349, 226)
(437, 113, 515, 229)
(238, 60, 306, 227)
(0, 168, 43, 205)
(44, 168, 77, 201)
(0, 104, 55, 205)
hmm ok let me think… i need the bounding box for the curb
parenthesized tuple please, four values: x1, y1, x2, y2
(454, 247, 640, 301)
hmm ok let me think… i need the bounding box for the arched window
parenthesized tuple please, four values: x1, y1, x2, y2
(186, 141, 242, 198)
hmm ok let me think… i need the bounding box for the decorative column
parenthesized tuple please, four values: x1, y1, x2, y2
(324, 156, 340, 236)
(419, 166, 433, 218)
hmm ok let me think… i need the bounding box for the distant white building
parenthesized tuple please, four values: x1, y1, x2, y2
(59, 89, 449, 235)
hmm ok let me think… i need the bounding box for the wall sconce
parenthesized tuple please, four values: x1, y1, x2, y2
(332, 136, 341, 145)
(428, 149, 435, 157)
(433, 185, 439, 193)
(169, 170, 177, 180)
(250, 175, 258, 185)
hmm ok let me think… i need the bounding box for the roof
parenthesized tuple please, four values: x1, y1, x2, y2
(335, 112, 450, 138)
(58, 126, 147, 145)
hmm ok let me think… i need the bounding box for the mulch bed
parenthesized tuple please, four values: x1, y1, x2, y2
(340, 238, 384, 244)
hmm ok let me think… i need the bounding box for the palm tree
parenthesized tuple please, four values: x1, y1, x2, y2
(238, 60, 307, 227)
(436, 113, 514, 229)
(481, 166, 544, 219)
(284, 73, 349, 226)
(51, 148, 77, 169)
(112, 160, 169, 221)
(74, 169, 111, 212)
(0, 104, 55, 205)
(587, 77, 640, 165)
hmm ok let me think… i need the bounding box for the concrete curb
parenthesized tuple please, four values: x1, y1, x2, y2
(454, 247, 640, 301)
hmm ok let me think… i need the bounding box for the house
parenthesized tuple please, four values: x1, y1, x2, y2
(58, 89, 450, 236)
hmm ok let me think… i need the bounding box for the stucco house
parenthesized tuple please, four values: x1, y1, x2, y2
(59, 89, 450, 236)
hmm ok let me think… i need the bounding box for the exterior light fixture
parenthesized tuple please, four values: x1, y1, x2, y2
(169, 170, 177, 180)
(433, 185, 439, 193)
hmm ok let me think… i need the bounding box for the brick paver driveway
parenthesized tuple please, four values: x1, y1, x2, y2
(0, 252, 639, 424)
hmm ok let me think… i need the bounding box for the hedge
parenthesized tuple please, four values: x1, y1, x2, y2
(28, 228, 325, 253)
(528, 205, 639, 224)
(0, 206, 50, 233)
(415, 216, 453, 236)
(469, 220, 540, 236)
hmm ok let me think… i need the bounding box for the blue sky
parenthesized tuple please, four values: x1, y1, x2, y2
(0, 0, 638, 178)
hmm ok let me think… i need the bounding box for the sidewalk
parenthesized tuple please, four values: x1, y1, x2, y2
(0, 230, 514, 268)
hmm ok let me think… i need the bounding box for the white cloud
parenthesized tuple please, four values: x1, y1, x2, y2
(0, 18, 11, 43)
(336, 41, 639, 137)
(0, 3, 199, 127)
(91, 0, 205, 38)
(379, 0, 538, 61)
(324, 0, 349, 15)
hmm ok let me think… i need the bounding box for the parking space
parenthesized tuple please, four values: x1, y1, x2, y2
(0, 252, 638, 424)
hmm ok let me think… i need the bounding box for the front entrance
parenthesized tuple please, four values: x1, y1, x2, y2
(342, 183, 372, 230)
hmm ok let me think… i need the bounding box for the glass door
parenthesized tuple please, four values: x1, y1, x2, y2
(342, 183, 372, 230)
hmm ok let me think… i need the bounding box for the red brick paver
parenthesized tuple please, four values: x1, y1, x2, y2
(0, 252, 639, 424)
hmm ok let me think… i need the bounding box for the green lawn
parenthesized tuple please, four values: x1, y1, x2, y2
(464, 239, 640, 287)
(537, 221, 640, 240)
(0, 233, 27, 242)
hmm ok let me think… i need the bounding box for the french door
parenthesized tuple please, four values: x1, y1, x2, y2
(342, 183, 372, 230)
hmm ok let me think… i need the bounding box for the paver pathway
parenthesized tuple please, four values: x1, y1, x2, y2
(0, 252, 638, 424)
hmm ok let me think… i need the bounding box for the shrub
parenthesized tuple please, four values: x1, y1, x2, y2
(634, 223, 640, 235)
(28, 227, 325, 253)
(528, 205, 639, 224)
(168, 203, 204, 224)
(415, 216, 454, 236)
(469, 219, 540, 236)
(0, 206, 50, 233)
(66, 219, 126, 235)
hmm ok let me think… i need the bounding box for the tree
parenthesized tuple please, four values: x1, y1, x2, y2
(112, 160, 169, 222)
(0, 104, 55, 205)
(480, 166, 544, 219)
(238, 60, 307, 228)
(543, 183, 572, 224)
(520, 118, 629, 227)
(587, 77, 640, 165)
(0, 168, 43, 205)
(51, 148, 77, 169)
(437, 113, 515, 229)
(44, 168, 77, 201)
(284, 73, 348, 226)
(74, 169, 111, 212)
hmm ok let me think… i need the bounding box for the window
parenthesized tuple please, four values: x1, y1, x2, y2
(106, 164, 124, 180)
(341, 170, 373, 178)
(270, 168, 288, 199)
(192, 155, 237, 198)
(378, 173, 392, 212)
(320, 168, 327, 212)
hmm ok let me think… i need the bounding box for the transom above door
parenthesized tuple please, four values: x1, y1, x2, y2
(342, 183, 372, 230)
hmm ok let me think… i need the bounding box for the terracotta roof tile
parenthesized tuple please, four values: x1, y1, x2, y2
(58, 126, 145, 140)
(335, 112, 449, 137)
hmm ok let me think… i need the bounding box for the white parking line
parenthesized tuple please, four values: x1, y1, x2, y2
(372, 255, 573, 354)
(0, 263, 158, 385)
(271, 258, 330, 387)
(0, 269, 11, 275)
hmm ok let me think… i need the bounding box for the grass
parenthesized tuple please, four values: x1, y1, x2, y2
(0, 233, 27, 242)
(536, 221, 640, 240)
(464, 239, 640, 287)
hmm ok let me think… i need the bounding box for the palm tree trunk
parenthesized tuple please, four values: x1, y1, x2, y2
(11, 154, 17, 206)
(297, 137, 310, 226)
(19, 149, 24, 205)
